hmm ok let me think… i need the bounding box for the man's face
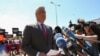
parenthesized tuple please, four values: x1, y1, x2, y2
(36, 7, 46, 23)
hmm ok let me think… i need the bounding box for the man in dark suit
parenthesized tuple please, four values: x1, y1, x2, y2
(21, 6, 60, 56)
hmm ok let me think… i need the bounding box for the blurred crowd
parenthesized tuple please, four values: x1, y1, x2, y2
(0, 36, 21, 55)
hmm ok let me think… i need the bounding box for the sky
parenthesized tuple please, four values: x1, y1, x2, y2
(0, 0, 100, 34)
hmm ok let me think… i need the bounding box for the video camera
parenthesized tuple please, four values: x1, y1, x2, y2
(69, 20, 97, 33)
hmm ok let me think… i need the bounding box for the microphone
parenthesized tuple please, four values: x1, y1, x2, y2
(64, 28, 77, 41)
(54, 33, 66, 48)
(64, 28, 93, 56)
(54, 33, 72, 55)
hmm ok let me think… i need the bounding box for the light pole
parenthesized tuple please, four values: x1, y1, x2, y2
(50, 1, 60, 26)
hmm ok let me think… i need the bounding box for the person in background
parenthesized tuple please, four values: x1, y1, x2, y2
(21, 6, 61, 56)
(75, 22, 99, 56)
(13, 38, 20, 54)
(88, 23, 100, 53)
(0, 34, 4, 45)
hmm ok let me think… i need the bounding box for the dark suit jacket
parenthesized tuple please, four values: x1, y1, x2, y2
(21, 24, 54, 56)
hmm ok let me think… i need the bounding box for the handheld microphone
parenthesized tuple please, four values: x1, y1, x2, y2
(64, 28, 77, 40)
(64, 28, 93, 56)
(54, 33, 72, 55)
(54, 33, 66, 48)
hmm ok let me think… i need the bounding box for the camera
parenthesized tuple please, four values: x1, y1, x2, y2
(68, 21, 93, 33)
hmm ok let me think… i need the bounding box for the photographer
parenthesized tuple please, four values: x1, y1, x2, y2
(75, 22, 100, 56)
(89, 23, 100, 52)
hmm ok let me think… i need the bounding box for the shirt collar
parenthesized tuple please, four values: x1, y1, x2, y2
(37, 21, 44, 29)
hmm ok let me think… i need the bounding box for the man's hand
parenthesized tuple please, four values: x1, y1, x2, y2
(55, 52, 61, 56)
(39, 52, 46, 56)
(47, 49, 61, 56)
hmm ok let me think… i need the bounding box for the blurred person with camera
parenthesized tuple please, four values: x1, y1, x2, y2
(75, 22, 100, 56)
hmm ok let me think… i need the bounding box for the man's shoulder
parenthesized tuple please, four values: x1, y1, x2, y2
(25, 23, 39, 30)
(26, 23, 36, 27)
(45, 24, 52, 29)
(45, 24, 51, 27)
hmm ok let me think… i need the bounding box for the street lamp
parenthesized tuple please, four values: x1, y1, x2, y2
(50, 1, 60, 26)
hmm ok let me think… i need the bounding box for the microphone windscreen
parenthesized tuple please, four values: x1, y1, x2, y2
(54, 33, 63, 40)
(56, 37, 66, 48)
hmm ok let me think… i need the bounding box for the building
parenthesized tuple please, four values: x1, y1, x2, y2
(91, 18, 100, 28)
(91, 18, 100, 24)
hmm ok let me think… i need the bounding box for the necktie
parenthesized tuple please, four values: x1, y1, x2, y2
(41, 24, 47, 40)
